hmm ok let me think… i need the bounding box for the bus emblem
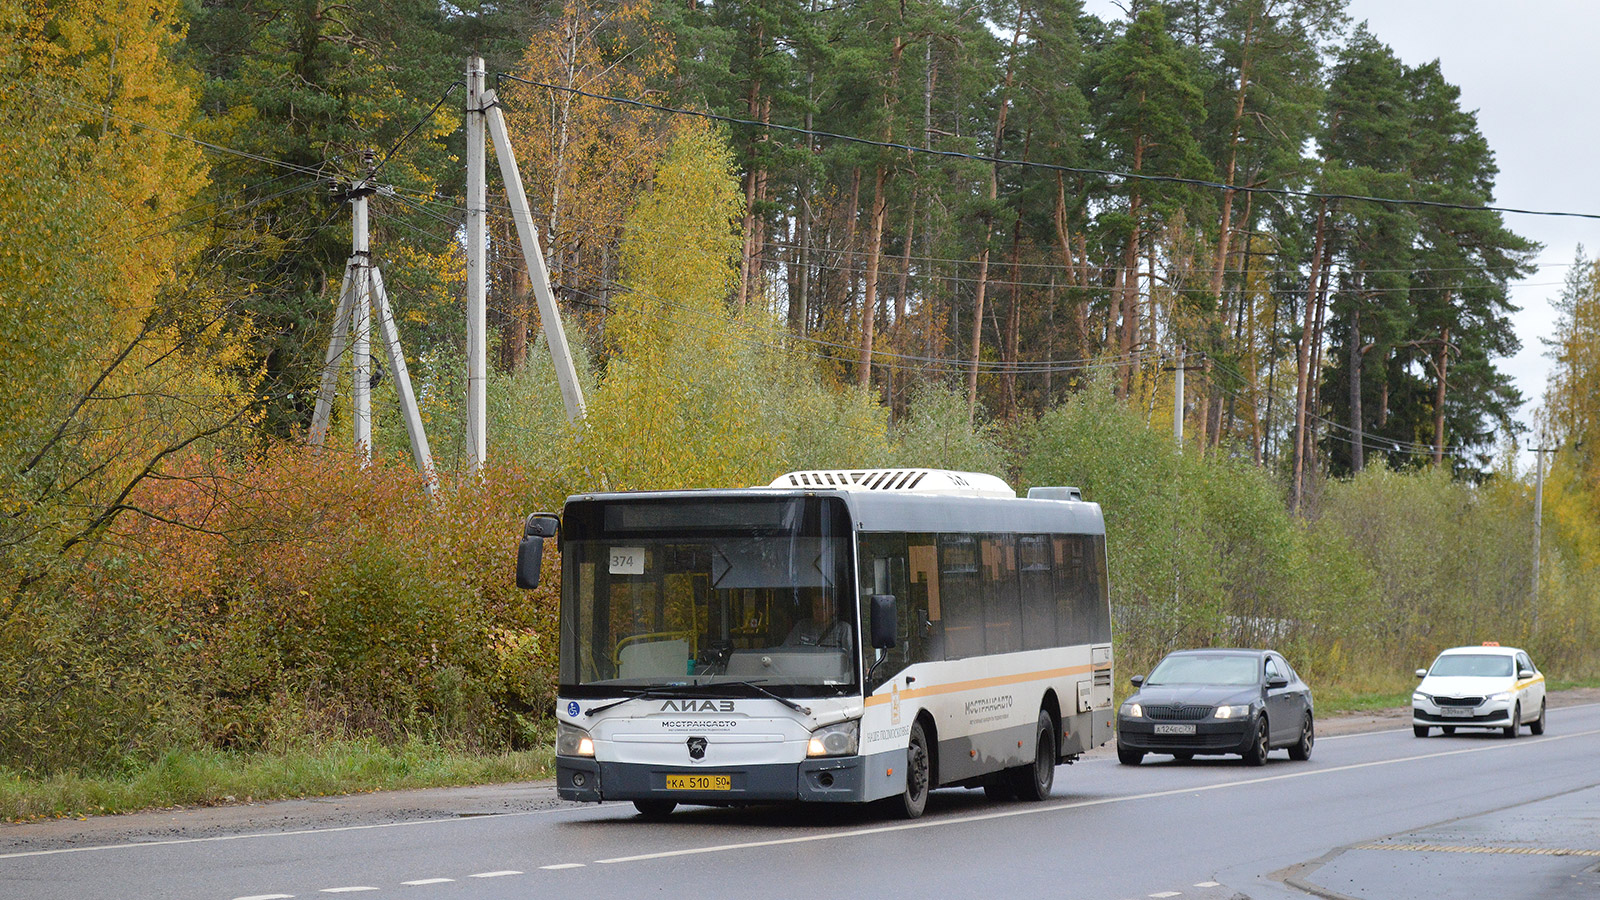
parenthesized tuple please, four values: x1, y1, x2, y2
(687, 736, 708, 760)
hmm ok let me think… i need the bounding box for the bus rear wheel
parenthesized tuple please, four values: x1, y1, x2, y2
(1008, 709, 1057, 801)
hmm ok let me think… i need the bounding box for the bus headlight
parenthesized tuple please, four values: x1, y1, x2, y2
(557, 720, 595, 757)
(807, 720, 860, 757)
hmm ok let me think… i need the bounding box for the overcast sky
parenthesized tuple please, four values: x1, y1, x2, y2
(1082, 0, 1599, 467)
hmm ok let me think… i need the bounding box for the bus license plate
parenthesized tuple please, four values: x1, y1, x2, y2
(1440, 708, 1474, 717)
(665, 774, 732, 791)
(1153, 724, 1196, 735)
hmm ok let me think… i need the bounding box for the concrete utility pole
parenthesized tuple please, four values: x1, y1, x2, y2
(1167, 348, 1205, 448)
(352, 173, 372, 458)
(308, 152, 436, 492)
(1531, 444, 1555, 636)
(1174, 346, 1186, 447)
(465, 57, 489, 474)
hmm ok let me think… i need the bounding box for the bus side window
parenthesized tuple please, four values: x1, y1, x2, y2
(1056, 536, 1086, 646)
(1088, 534, 1112, 643)
(1019, 535, 1056, 650)
(984, 534, 1021, 654)
(939, 534, 984, 659)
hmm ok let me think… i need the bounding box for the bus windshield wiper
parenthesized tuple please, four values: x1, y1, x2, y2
(583, 680, 811, 716)
(583, 687, 697, 717)
(717, 680, 811, 715)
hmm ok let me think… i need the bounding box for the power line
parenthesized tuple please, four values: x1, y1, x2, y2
(495, 74, 1600, 223)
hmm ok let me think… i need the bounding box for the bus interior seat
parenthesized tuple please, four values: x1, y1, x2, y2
(618, 638, 690, 679)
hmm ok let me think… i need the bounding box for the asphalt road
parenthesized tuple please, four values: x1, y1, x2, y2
(4, 703, 1599, 900)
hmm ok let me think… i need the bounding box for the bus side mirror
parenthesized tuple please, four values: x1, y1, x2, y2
(515, 513, 560, 590)
(869, 594, 897, 650)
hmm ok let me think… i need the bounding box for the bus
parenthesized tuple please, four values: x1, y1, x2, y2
(515, 468, 1114, 819)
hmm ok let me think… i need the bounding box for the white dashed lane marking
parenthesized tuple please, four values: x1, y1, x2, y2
(468, 870, 522, 878)
(319, 889, 378, 894)
(233, 895, 293, 900)
(1194, 882, 1221, 888)
(401, 878, 455, 885)
(541, 863, 586, 870)
(1150, 893, 1183, 898)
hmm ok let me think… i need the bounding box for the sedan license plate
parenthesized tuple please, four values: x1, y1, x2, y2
(665, 774, 731, 791)
(1153, 724, 1196, 735)
(1440, 708, 1474, 717)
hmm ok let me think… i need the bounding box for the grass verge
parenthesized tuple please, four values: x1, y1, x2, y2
(0, 739, 554, 823)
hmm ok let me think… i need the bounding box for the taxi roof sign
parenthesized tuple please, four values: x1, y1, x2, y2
(1482, 641, 1500, 646)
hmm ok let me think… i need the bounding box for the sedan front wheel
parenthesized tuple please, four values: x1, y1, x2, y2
(1242, 717, 1269, 766)
(1288, 712, 1314, 761)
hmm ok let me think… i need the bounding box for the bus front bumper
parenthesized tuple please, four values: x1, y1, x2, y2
(557, 756, 869, 804)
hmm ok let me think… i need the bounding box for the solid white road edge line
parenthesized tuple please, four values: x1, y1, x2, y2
(1317, 701, 1600, 741)
(594, 728, 1600, 864)
(0, 805, 606, 860)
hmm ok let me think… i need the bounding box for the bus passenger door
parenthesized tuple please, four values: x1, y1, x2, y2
(858, 532, 915, 693)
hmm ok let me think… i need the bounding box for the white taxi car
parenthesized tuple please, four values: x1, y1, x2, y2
(1412, 643, 1546, 738)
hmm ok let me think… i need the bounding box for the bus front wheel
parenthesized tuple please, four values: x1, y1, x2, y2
(633, 799, 676, 819)
(893, 720, 932, 819)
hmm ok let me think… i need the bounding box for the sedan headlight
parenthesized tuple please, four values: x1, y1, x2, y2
(1488, 691, 1512, 702)
(556, 720, 595, 757)
(1122, 702, 1144, 718)
(1413, 692, 1431, 703)
(807, 719, 860, 757)
(1213, 704, 1251, 719)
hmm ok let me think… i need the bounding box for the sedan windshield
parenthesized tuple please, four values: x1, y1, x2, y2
(1147, 654, 1258, 686)
(1429, 654, 1513, 678)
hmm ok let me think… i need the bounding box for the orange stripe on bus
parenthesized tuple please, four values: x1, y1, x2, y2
(863, 664, 1096, 706)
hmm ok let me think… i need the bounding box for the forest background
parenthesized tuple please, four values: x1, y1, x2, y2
(3, 0, 1599, 811)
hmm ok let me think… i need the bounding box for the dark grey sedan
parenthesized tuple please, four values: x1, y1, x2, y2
(1116, 649, 1314, 766)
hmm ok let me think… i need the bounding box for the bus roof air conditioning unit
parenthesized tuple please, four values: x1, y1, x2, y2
(770, 469, 1016, 499)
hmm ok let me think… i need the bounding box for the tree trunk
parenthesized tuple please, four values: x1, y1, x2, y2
(1001, 214, 1024, 420)
(500, 217, 529, 371)
(1433, 324, 1451, 466)
(736, 18, 767, 314)
(966, 6, 1024, 426)
(835, 166, 861, 336)
(858, 163, 889, 389)
(1292, 199, 1329, 511)
(1208, 6, 1256, 301)
(1349, 308, 1365, 472)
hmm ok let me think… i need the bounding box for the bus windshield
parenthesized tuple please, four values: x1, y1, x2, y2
(559, 496, 857, 696)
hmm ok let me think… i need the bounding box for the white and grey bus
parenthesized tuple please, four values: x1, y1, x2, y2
(514, 469, 1114, 819)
